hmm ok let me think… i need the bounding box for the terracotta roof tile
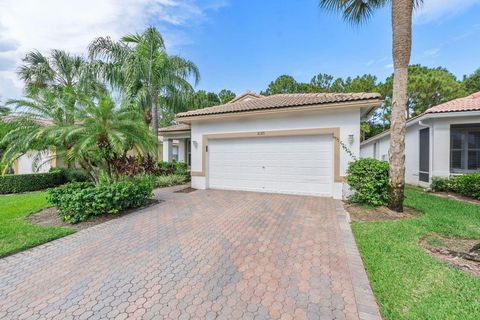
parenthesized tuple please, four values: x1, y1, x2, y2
(425, 92, 480, 114)
(158, 123, 191, 133)
(177, 92, 381, 118)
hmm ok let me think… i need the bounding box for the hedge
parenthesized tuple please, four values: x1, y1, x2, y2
(0, 172, 65, 194)
(431, 173, 480, 200)
(47, 176, 155, 224)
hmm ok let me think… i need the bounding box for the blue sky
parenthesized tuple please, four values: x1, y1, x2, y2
(0, 0, 479, 99)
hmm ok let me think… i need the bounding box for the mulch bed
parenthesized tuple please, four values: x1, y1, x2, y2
(430, 191, 480, 206)
(26, 199, 159, 231)
(174, 187, 197, 193)
(420, 234, 480, 277)
(344, 203, 421, 222)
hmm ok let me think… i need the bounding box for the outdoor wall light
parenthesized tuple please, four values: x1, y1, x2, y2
(348, 134, 354, 144)
(193, 141, 198, 148)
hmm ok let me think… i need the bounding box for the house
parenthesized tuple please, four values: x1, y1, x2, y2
(360, 92, 480, 187)
(159, 92, 382, 199)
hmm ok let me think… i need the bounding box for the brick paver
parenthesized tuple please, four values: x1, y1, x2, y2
(0, 186, 381, 319)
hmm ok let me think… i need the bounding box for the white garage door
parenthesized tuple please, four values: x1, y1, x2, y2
(207, 135, 333, 196)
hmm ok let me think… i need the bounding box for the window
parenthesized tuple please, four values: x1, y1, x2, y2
(186, 139, 191, 166)
(172, 145, 179, 161)
(373, 142, 378, 159)
(450, 124, 480, 172)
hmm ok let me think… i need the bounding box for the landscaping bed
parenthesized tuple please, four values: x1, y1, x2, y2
(420, 234, 480, 277)
(344, 203, 420, 222)
(26, 199, 159, 231)
(430, 190, 480, 206)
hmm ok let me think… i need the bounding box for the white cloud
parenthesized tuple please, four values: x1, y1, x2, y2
(415, 0, 480, 23)
(0, 0, 226, 99)
(423, 48, 440, 58)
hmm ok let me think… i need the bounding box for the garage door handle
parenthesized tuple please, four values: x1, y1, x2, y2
(262, 166, 265, 169)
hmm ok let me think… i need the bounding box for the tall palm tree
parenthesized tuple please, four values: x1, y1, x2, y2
(17, 49, 97, 124)
(319, 0, 421, 212)
(88, 27, 200, 152)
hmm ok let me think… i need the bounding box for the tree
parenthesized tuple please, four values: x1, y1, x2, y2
(310, 73, 335, 92)
(383, 65, 466, 117)
(218, 89, 236, 104)
(61, 94, 155, 182)
(17, 49, 95, 125)
(463, 68, 480, 94)
(320, 0, 422, 212)
(263, 75, 299, 95)
(89, 27, 200, 153)
(1, 88, 76, 171)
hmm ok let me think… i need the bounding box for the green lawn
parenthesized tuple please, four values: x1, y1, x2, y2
(0, 192, 74, 257)
(352, 187, 480, 320)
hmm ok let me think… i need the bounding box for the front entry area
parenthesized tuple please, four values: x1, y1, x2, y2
(207, 135, 334, 196)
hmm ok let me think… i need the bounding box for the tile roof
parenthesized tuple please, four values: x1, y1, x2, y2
(158, 123, 191, 133)
(425, 92, 480, 114)
(177, 92, 382, 118)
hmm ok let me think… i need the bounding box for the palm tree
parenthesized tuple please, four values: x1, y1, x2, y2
(319, 0, 421, 212)
(0, 89, 72, 171)
(17, 49, 98, 124)
(88, 27, 200, 152)
(62, 94, 155, 182)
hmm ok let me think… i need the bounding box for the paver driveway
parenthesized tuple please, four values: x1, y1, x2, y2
(0, 187, 380, 320)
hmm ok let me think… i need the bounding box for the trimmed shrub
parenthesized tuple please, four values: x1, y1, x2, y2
(431, 176, 452, 192)
(156, 174, 188, 187)
(47, 176, 154, 224)
(50, 168, 90, 183)
(346, 158, 390, 206)
(431, 173, 480, 200)
(451, 173, 480, 199)
(0, 172, 65, 194)
(157, 160, 188, 176)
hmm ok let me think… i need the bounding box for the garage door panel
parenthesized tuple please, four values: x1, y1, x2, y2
(208, 135, 333, 196)
(210, 166, 331, 176)
(210, 172, 332, 183)
(210, 152, 332, 161)
(210, 159, 332, 168)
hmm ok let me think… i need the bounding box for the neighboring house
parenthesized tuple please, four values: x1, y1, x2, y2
(159, 92, 381, 199)
(361, 92, 480, 187)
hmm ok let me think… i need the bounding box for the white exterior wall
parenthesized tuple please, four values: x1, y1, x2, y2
(190, 107, 362, 199)
(432, 115, 480, 178)
(17, 151, 52, 174)
(361, 123, 423, 186)
(360, 114, 480, 186)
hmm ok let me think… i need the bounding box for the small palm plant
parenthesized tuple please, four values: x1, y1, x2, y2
(61, 94, 156, 182)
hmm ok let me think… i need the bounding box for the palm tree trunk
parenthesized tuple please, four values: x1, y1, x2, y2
(388, 0, 413, 212)
(151, 94, 159, 159)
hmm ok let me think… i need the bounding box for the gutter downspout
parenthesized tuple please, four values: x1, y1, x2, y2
(418, 120, 433, 185)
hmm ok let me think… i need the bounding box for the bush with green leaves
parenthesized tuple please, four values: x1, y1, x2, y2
(431, 173, 480, 200)
(450, 173, 480, 199)
(47, 176, 155, 224)
(0, 171, 65, 194)
(346, 158, 390, 206)
(430, 176, 452, 192)
(157, 160, 188, 176)
(50, 167, 90, 183)
(156, 174, 188, 187)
